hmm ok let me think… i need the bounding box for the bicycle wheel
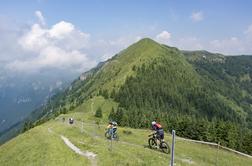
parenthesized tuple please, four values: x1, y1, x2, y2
(114, 134, 119, 141)
(105, 131, 111, 139)
(148, 138, 157, 149)
(160, 141, 170, 154)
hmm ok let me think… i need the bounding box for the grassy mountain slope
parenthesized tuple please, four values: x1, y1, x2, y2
(66, 38, 166, 99)
(0, 98, 251, 166)
(1, 38, 252, 164)
(109, 40, 252, 154)
(19, 38, 184, 128)
(115, 46, 248, 124)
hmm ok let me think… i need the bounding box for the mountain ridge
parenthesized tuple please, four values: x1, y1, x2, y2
(1, 38, 252, 156)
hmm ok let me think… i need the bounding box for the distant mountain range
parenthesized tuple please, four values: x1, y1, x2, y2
(0, 70, 78, 141)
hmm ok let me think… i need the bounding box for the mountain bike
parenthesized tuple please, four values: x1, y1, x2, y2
(148, 133, 170, 154)
(105, 128, 119, 141)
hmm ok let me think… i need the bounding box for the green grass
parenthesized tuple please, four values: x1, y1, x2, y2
(93, 38, 165, 92)
(71, 38, 175, 99)
(67, 96, 118, 123)
(0, 123, 90, 166)
(1, 98, 251, 166)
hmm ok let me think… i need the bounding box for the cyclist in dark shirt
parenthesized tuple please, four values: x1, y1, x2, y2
(151, 121, 164, 141)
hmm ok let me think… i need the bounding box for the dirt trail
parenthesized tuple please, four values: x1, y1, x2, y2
(60, 135, 97, 166)
(47, 127, 97, 166)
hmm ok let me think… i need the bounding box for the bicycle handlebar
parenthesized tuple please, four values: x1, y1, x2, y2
(148, 133, 157, 137)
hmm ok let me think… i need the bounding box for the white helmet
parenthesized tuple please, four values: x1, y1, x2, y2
(112, 121, 117, 126)
(151, 121, 156, 125)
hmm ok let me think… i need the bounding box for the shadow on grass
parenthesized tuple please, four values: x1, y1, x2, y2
(143, 144, 170, 155)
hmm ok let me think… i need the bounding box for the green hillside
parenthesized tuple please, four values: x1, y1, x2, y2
(184, 51, 252, 128)
(1, 38, 252, 165)
(0, 97, 251, 166)
(109, 40, 252, 154)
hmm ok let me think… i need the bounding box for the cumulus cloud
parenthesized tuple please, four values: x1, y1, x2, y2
(152, 24, 252, 55)
(169, 36, 249, 55)
(155, 30, 171, 44)
(2, 10, 252, 78)
(0, 12, 146, 75)
(209, 37, 247, 54)
(7, 47, 92, 72)
(35, 10, 46, 26)
(205, 24, 252, 54)
(190, 11, 204, 22)
(155, 31, 204, 51)
(6, 11, 95, 73)
(49, 21, 74, 38)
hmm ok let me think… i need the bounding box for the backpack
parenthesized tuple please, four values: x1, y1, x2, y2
(155, 123, 162, 129)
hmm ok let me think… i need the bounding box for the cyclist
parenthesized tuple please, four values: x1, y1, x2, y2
(69, 118, 74, 124)
(106, 121, 118, 139)
(151, 121, 164, 142)
(107, 121, 113, 136)
(112, 121, 118, 137)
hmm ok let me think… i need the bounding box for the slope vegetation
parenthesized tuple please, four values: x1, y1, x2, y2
(0, 98, 251, 166)
(1, 38, 252, 157)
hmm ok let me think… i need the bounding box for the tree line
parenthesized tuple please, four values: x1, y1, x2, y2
(107, 55, 252, 155)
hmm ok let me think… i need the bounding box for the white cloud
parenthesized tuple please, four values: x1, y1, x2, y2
(49, 21, 74, 38)
(153, 24, 252, 55)
(6, 12, 95, 73)
(2, 10, 252, 78)
(190, 11, 204, 22)
(18, 23, 48, 51)
(155, 30, 171, 44)
(170, 36, 249, 55)
(35, 10, 45, 26)
(209, 37, 247, 54)
(180, 24, 252, 54)
(7, 47, 93, 72)
(155, 31, 203, 51)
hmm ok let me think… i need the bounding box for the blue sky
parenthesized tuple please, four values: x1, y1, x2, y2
(1, 0, 252, 75)
(1, 0, 252, 39)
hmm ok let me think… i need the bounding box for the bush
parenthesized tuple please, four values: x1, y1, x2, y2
(95, 107, 103, 118)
